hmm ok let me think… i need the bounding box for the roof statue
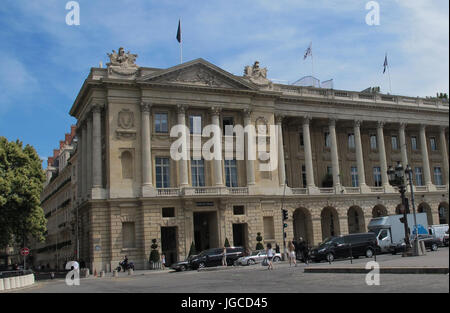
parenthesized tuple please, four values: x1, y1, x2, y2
(243, 61, 273, 90)
(107, 47, 139, 77)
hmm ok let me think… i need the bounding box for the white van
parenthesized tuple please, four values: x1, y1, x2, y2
(428, 224, 449, 246)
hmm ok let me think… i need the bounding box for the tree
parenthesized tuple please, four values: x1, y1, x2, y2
(149, 239, 160, 263)
(255, 232, 264, 250)
(224, 238, 230, 247)
(188, 241, 196, 257)
(436, 92, 448, 99)
(0, 137, 46, 249)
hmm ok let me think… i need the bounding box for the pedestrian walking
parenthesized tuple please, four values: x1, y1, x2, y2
(266, 243, 274, 270)
(288, 241, 297, 267)
(222, 246, 227, 266)
(161, 254, 166, 270)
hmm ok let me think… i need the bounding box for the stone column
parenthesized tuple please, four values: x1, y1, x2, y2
(81, 121, 88, 199)
(377, 121, 389, 189)
(329, 118, 341, 189)
(399, 122, 409, 168)
(420, 124, 433, 187)
(439, 126, 449, 185)
(354, 120, 367, 190)
(86, 115, 93, 197)
(244, 110, 255, 186)
(92, 104, 103, 189)
(76, 127, 83, 202)
(141, 102, 154, 195)
(276, 115, 286, 186)
(211, 107, 224, 186)
(303, 115, 317, 192)
(177, 105, 189, 187)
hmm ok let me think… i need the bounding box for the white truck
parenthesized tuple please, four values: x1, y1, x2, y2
(368, 213, 429, 253)
(428, 224, 449, 246)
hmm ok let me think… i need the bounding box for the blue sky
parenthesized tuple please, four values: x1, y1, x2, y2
(0, 0, 448, 166)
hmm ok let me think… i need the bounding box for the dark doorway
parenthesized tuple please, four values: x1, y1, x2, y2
(232, 223, 248, 248)
(161, 227, 178, 266)
(194, 212, 219, 253)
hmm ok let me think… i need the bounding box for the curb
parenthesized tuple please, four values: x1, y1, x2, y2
(304, 267, 449, 274)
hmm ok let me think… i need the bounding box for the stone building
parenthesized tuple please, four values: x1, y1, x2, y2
(34, 126, 78, 269)
(69, 48, 449, 272)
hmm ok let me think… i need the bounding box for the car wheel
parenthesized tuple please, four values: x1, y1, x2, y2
(431, 243, 438, 251)
(273, 256, 281, 262)
(198, 262, 206, 269)
(326, 253, 334, 262)
(247, 259, 256, 265)
(365, 248, 374, 258)
(180, 265, 187, 271)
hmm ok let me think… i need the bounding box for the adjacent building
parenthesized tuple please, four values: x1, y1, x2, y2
(60, 48, 449, 272)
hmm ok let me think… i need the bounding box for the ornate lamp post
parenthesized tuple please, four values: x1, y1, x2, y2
(387, 162, 411, 254)
(404, 165, 419, 256)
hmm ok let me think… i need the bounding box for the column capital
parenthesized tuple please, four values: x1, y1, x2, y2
(439, 125, 448, 133)
(140, 101, 152, 113)
(354, 120, 362, 128)
(420, 123, 427, 131)
(329, 118, 337, 127)
(177, 104, 188, 114)
(243, 109, 252, 118)
(399, 122, 407, 130)
(377, 121, 385, 129)
(210, 106, 222, 116)
(275, 114, 285, 124)
(302, 114, 312, 125)
(91, 102, 104, 114)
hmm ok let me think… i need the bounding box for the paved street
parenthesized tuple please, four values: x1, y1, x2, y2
(13, 248, 449, 293)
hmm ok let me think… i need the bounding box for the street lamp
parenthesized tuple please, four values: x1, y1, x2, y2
(387, 162, 411, 255)
(404, 165, 419, 256)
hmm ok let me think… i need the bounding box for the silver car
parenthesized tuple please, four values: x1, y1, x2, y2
(236, 250, 282, 266)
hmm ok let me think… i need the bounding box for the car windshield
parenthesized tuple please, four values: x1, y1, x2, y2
(319, 237, 335, 247)
(251, 251, 260, 256)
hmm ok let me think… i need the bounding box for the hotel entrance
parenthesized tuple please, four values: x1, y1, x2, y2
(193, 212, 219, 253)
(232, 223, 248, 248)
(161, 227, 178, 266)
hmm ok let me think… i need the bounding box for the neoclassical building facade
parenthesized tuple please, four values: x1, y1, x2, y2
(69, 49, 449, 271)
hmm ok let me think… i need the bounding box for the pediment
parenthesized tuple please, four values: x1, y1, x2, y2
(138, 59, 256, 90)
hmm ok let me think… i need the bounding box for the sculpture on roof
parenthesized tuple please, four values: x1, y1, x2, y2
(107, 47, 139, 77)
(243, 61, 273, 90)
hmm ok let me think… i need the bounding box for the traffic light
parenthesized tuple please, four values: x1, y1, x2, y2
(282, 209, 288, 221)
(399, 217, 406, 223)
(283, 223, 288, 228)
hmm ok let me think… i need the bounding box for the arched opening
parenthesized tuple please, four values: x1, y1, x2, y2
(438, 202, 449, 224)
(348, 206, 365, 233)
(372, 205, 388, 218)
(293, 208, 313, 246)
(121, 151, 134, 179)
(321, 207, 340, 240)
(417, 202, 433, 226)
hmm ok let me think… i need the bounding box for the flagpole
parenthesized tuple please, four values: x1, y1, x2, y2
(387, 63, 392, 94)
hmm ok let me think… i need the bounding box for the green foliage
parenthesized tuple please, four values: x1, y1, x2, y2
(436, 92, 448, 99)
(224, 238, 231, 247)
(256, 232, 264, 250)
(149, 239, 160, 262)
(0, 137, 46, 248)
(188, 241, 196, 257)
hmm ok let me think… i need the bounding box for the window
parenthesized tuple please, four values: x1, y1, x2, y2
(263, 216, 275, 240)
(370, 135, 377, 150)
(324, 132, 331, 148)
(233, 206, 245, 215)
(155, 157, 170, 188)
(348, 133, 355, 149)
(191, 159, 205, 187)
(351, 166, 358, 187)
(189, 115, 202, 134)
(301, 165, 307, 187)
(162, 207, 175, 218)
(122, 222, 136, 248)
(430, 137, 437, 151)
(299, 132, 304, 147)
(411, 136, 418, 150)
(225, 160, 238, 187)
(223, 117, 234, 135)
(373, 167, 382, 187)
(391, 136, 399, 150)
(439, 206, 447, 224)
(327, 166, 333, 175)
(415, 167, 423, 186)
(434, 167, 443, 185)
(155, 113, 168, 133)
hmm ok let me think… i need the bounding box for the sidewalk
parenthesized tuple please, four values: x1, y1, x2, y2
(304, 248, 449, 274)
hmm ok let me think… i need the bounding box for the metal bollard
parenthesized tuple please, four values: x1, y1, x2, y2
(349, 244, 353, 264)
(128, 268, 133, 275)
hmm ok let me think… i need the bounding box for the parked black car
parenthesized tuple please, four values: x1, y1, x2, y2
(170, 255, 197, 272)
(189, 247, 245, 269)
(310, 233, 379, 263)
(391, 234, 441, 254)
